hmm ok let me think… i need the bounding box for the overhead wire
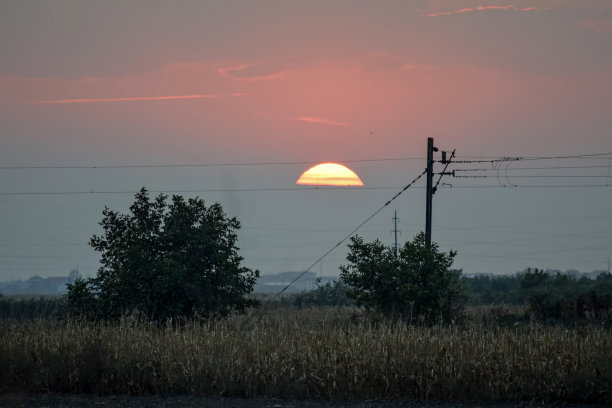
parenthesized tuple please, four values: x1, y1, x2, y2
(0, 187, 407, 196)
(440, 153, 612, 187)
(2, 152, 611, 170)
(451, 152, 612, 164)
(445, 184, 611, 188)
(454, 152, 612, 160)
(1, 184, 611, 196)
(454, 175, 612, 178)
(0, 156, 423, 170)
(453, 165, 612, 171)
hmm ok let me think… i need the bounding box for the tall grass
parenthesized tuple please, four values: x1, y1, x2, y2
(1, 307, 611, 403)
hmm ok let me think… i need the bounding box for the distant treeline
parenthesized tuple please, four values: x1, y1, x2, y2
(284, 271, 612, 321)
(2, 271, 612, 322)
(464, 270, 612, 303)
(464, 270, 612, 320)
(0, 295, 65, 320)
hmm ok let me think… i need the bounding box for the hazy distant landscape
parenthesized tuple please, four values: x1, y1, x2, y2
(0, 269, 608, 295)
(0, 270, 329, 296)
(1, 268, 607, 296)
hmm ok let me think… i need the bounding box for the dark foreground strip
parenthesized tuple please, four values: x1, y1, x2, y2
(0, 394, 603, 408)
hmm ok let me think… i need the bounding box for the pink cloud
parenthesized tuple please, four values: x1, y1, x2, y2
(217, 64, 287, 82)
(428, 4, 543, 17)
(293, 117, 349, 126)
(28, 94, 218, 104)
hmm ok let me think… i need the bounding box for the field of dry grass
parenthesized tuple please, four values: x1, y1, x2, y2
(1, 306, 611, 404)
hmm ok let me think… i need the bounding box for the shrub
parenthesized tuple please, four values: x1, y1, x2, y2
(340, 232, 463, 323)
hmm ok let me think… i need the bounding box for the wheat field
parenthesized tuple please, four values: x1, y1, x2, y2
(1, 307, 610, 403)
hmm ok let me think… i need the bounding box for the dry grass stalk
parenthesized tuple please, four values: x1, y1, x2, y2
(0, 307, 610, 403)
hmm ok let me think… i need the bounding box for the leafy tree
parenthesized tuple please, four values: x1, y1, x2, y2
(66, 188, 259, 322)
(340, 232, 463, 323)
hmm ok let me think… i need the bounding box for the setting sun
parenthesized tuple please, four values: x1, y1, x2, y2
(296, 162, 364, 186)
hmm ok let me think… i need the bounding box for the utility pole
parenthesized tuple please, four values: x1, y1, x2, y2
(425, 137, 437, 248)
(392, 210, 400, 255)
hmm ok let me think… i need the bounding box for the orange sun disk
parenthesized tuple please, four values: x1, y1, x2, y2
(296, 162, 364, 186)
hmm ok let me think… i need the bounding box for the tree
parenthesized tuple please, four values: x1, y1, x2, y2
(66, 188, 259, 322)
(339, 232, 463, 323)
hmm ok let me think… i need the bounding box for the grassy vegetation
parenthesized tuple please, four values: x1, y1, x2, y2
(1, 306, 611, 403)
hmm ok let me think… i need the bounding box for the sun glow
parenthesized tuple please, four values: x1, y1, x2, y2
(296, 162, 364, 186)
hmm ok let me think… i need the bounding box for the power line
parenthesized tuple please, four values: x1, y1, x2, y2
(521, 153, 612, 160)
(454, 175, 611, 178)
(446, 184, 612, 188)
(453, 165, 612, 171)
(451, 152, 612, 164)
(0, 156, 423, 170)
(455, 152, 612, 160)
(2, 152, 611, 170)
(1, 184, 610, 196)
(0, 187, 403, 196)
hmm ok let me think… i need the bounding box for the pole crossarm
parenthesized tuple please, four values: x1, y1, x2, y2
(433, 149, 456, 194)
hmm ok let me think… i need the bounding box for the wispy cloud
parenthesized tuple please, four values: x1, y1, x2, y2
(29, 94, 217, 104)
(293, 117, 349, 126)
(428, 4, 543, 17)
(217, 64, 286, 82)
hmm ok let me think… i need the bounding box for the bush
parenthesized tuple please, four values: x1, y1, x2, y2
(340, 232, 464, 323)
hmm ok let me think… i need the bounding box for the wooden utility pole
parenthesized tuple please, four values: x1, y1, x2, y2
(425, 137, 437, 248)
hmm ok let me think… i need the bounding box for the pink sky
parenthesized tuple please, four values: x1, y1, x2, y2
(0, 0, 611, 280)
(0, 0, 609, 163)
(3, 55, 610, 161)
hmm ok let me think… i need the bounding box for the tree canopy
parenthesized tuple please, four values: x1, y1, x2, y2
(340, 233, 463, 323)
(66, 188, 259, 322)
